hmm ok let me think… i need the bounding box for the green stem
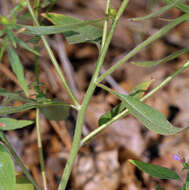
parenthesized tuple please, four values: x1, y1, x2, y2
(96, 13, 189, 84)
(26, 0, 80, 108)
(0, 133, 42, 190)
(58, 1, 130, 190)
(36, 108, 48, 190)
(101, 0, 110, 50)
(81, 60, 189, 146)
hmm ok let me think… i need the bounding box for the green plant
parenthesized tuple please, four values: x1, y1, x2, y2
(0, 0, 189, 189)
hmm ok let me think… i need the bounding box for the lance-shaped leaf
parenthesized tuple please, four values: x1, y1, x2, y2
(8, 47, 29, 97)
(41, 13, 103, 44)
(39, 100, 71, 121)
(0, 37, 8, 61)
(15, 37, 39, 56)
(7, 29, 17, 48)
(0, 88, 33, 103)
(15, 175, 34, 190)
(133, 47, 189, 67)
(0, 118, 33, 131)
(117, 94, 188, 135)
(129, 159, 181, 180)
(98, 79, 154, 126)
(0, 143, 15, 190)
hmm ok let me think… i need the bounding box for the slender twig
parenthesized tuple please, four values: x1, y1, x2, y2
(58, 1, 130, 190)
(81, 60, 189, 146)
(0, 132, 42, 190)
(36, 108, 48, 190)
(26, 0, 80, 109)
(96, 13, 189, 84)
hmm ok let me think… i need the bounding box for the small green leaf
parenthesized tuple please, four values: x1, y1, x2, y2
(129, 159, 181, 180)
(133, 47, 189, 67)
(98, 79, 154, 126)
(0, 143, 15, 190)
(41, 13, 103, 44)
(15, 175, 34, 190)
(98, 102, 125, 126)
(0, 118, 33, 131)
(15, 37, 39, 56)
(8, 47, 29, 97)
(129, 79, 154, 99)
(117, 95, 188, 135)
(39, 101, 70, 121)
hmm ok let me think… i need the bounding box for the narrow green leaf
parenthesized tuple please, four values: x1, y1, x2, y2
(0, 103, 38, 116)
(39, 101, 70, 121)
(98, 79, 154, 126)
(0, 37, 8, 61)
(0, 88, 33, 103)
(41, 13, 103, 44)
(0, 118, 33, 131)
(117, 95, 188, 135)
(15, 175, 34, 190)
(129, 159, 181, 180)
(133, 47, 189, 67)
(15, 37, 39, 56)
(8, 47, 29, 97)
(131, 0, 180, 21)
(7, 30, 17, 48)
(0, 143, 15, 190)
(163, 0, 189, 13)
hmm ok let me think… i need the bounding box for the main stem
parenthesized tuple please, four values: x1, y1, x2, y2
(58, 1, 130, 189)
